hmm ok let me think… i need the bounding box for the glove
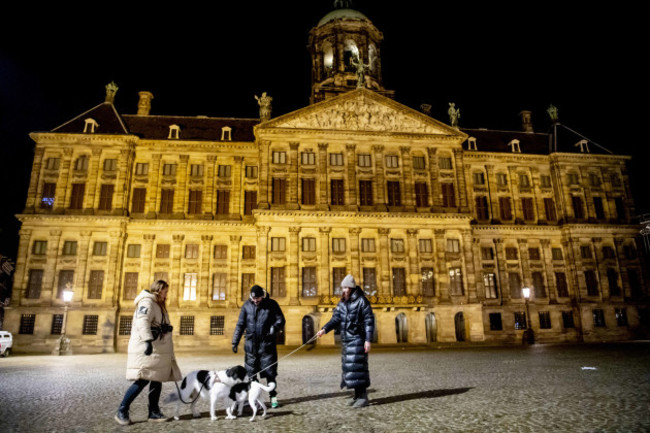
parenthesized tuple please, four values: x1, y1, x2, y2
(232, 344, 238, 354)
(144, 340, 153, 356)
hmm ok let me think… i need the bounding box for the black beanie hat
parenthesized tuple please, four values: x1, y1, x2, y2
(250, 285, 265, 298)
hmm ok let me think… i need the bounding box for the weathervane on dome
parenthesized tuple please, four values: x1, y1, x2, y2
(334, 0, 353, 9)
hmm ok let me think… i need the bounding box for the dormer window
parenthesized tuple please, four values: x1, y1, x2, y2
(221, 126, 232, 141)
(575, 139, 590, 153)
(168, 125, 180, 139)
(508, 139, 521, 153)
(83, 118, 99, 133)
(467, 137, 477, 150)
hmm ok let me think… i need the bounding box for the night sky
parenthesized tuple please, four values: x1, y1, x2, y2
(0, 1, 647, 257)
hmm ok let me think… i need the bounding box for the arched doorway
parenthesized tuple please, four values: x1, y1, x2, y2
(302, 315, 316, 344)
(425, 313, 437, 343)
(395, 313, 408, 343)
(454, 312, 466, 342)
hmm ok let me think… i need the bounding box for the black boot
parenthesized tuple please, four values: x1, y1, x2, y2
(352, 390, 369, 408)
(114, 405, 131, 425)
(148, 407, 168, 423)
(347, 390, 359, 406)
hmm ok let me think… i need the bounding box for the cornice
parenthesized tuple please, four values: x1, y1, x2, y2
(31, 133, 137, 146)
(253, 209, 473, 223)
(256, 128, 465, 143)
(136, 140, 256, 152)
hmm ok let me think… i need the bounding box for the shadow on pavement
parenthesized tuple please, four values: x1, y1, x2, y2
(370, 387, 472, 406)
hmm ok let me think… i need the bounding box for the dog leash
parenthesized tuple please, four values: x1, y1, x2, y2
(173, 375, 220, 405)
(251, 334, 319, 378)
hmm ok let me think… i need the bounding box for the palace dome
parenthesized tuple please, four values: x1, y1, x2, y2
(317, 8, 370, 27)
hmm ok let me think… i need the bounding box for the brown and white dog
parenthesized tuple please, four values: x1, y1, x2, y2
(166, 366, 248, 421)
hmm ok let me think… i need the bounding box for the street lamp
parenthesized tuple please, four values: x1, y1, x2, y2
(53, 284, 74, 355)
(521, 287, 535, 344)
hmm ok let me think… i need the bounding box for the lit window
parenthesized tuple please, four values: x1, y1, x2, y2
(272, 151, 287, 164)
(245, 166, 258, 178)
(446, 239, 460, 253)
(361, 238, 376, 252)
(332, 238, 346, 253)
(163, 164, 177, 176)
(358, 154, 372, 167)
(302, 237, 316, 252)
(183, 273, 198, 301)
(103, 159, 117, 171)
(385, 155, 399, 168)
(135, 163, 149, 175)
(329, 153, 344, 166)
(218, 165, 231, 177)
(390, 238, 405, 253)
(301, 152, 316, 165)
(127, 244, 141, 258)
(190, 164, 204, 177)
(46, 158, 60, 170)
(419, 239, 433, 253)
(412, 156, 426, 170)
(271, 237, 286, 252)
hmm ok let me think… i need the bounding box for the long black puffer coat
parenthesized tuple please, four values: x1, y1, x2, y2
(232, 295, 285, 379)
(322, 287, 374, 389)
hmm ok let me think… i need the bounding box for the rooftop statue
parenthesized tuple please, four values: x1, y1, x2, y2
(105, 81, 119, 104)
(350, 54, 371, 89)
(448, 102, 460, 128)
(255, 92, 273, 122)
(547, 104, 559, 123)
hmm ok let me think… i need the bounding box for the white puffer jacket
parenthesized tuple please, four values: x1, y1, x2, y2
(125, 290, 182, 382)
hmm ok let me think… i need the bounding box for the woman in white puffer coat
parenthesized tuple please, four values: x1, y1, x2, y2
(115, 280, 182, 425)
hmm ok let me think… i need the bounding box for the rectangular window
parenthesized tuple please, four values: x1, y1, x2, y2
(75, 156, 89, 171)
(421, 267, 435, 296)
(532, 271, 547, 298)
(210, 316, 225, 335)
(183, 273, 198, 300)
(26, 269, 43, 299)
(271, 237, 286, 252)
(519, 174, 530, 188)
(610, 173, 621, 187)
(475, 196, 489, 220)
(506, 247, 518, 260)
(241, 273, 256, 301)
(32, 240, 47, 255)
(449, 267, 464, 295)
(544, 198, 557, 221)
(218, 165, 231, 178)
(390, 238, 405, 253)
(629, 269, 642, 297)
(439, 157, 453, 170)
(540, 175, 552, 188)
(216, 190, 230, 214)
(447, 239, 460, 253)
(302, 267, 318, 297)
(489, 313, 503, 331)
(88, 270, 104, 299)
(272, 151, 287, 164)
(412, 156, 426, 170)
(552, 248, 563, 260)
(271, 267, 286, 297)
(514, 312, 527, 330)
(82, 315, 99, 335)
(614, 197, 626, 220)
(160, 189, 174, 213)
(51, 314, 63, 335)
(572, 196, 584, 219)
(163, 163, 177, 176)
(521, 197, 535, 221)
(562, 311, 575, 328)
(331, 179, 345, 205)
(332, 238, 347, 253)
(127, 244, 141, 258)
(245, 166, 258, 179)
(441, 183, 456, 208)
(188, 190, 203, 214)
(539, 311, 552, 329)
(581, 245, 592, 259)
(615, 308, 628, 326)
(607, 268, 620, 296)
(41, 182, 56, 208)
(119, 316, 133, 335)
(556, 272, 569, 297)
(385, 155, 399, 168)
(244, 190, 257, 215)
(473, 172, 486, 185)
(19, 314, 36, 334)
(329, 153, 343, 166)
(592, 309, 606, 327)
(593, 196, 605, 219)
(212, 273, 227, 301)
(301, 178, 316, 205)
(509, 272, 522, 298)
(131, 188, 146, 213)
(70, 183, 85, 209)
(135, 162, 149, 175)
(567, 173, 579, 185)
(124, 272, 138, 300)
(46, 157, 60, 170)
(185, 244, 199, 259)
(624, 244, 637, 260)
(190, 164, 204, 177)
(499, 197, 513, 220)
(103, 159, 117, 171)
(602, 246, 615, 259)
(361, 238, 376, 252)
(392, 268, 406, 296)
(481, 247, 495, 260)
(63, 241, 77, 256)
(156, 244, 170, 259)
(98, 184, 114, 211)
(242, 245, 255, 260)
(359, 180, 373, 206)
(419, 238, 433, 253)
(589, 173, 601, 187)
(484, 273, 498, 299)
(332, 267, 346, 295)
(358, 154, 372, 167)
(496, 173, 508, 186)
(272, 178, 286, 204)
(585, 270, 599, 296)
(302, 237, 316, 252)
(387, 181, 401, 206)
(363, 268, 377, 295)
(528, 247, 540, 261)
(180, 316, 195, 335)
(415, 182, 429, 207)
(301, 151, 316, 165)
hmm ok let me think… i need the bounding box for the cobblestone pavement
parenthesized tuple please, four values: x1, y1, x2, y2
(1, 343, 649, 433)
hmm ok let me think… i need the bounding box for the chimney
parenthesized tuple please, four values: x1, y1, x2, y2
(137, 91, 154, 116)
(520, 110, 533, 133)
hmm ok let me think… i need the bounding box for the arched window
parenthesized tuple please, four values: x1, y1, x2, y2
(323, 41, 334, 73)
(368, 44, 377, 73)
(395, 313, 408, 343)
(454, 312, 466, 341)
(425, 313, 437, 343)
(344, 39, 359, 72)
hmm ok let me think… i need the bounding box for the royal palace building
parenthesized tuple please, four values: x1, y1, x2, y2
(5, 4, 649, 353)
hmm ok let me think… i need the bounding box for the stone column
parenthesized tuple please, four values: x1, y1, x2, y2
(378, 228, 391, 296)
(400, 146, 415, 210)
(540, 239, 556, 303)
(44, 230, 62, 303)
(228, 235, 241, 307)
(256, 226, 270, 289)
(518, 238, 531, 297)
(462, 229, 477, 302)
(288, 143, 300, 209)
(108, 230, 126, 306)
(493, 238, 507, 302)
(471, 238, 483, 300)
(427, 148, 442, 211)
(318, 227, 331, 297)
(346, 144, 358, 210)
(170, 234, 185, 308)
(205, 155, 217, 217)
(485, 164, 498, 223)
(406, 229, 419, 296)
(58, 148, 73, 212)
(143, 234, 156, 285)
(77, 231, 92, 299)
(233, 156, 244, 218)
(25, 148, 44, 210)
(115, 146, 134, 215)
(289, 227, 301, 305)
(372, 145, 387, 211)
(453, 148, 468, 211)
(613, 238, 625, 298)
(258, 140, 271, 209)
(349, 227, 362, 280)
(318, 143, 329, 210)
(148, 154, 162, 217)
(564, 238, 582, 302)
(200, 235, 213, 307)
(434, 229, 449, 303)
(176, 155, 189, 215)
(12, 231, 32, 304)
(591, 237, 604, 301)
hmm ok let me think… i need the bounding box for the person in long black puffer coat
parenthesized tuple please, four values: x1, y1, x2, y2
(317, 274, 374, 408)
(232, 284, 286, 408)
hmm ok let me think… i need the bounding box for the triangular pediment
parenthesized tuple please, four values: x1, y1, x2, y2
(260, 88, 466, 138)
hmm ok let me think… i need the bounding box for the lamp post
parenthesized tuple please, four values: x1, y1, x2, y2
(521, 287, 535, 344)
(53, 284, 74, 355)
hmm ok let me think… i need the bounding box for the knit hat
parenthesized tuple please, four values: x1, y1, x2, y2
(250, 284, 265, 298)
(340, 274, 356, 289)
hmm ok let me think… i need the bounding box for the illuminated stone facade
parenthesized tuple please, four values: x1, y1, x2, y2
(5, 7, 648, 353)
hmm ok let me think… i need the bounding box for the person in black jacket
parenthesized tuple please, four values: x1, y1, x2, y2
(232, 284, 286, 408)
(317, 274, 374, 408)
